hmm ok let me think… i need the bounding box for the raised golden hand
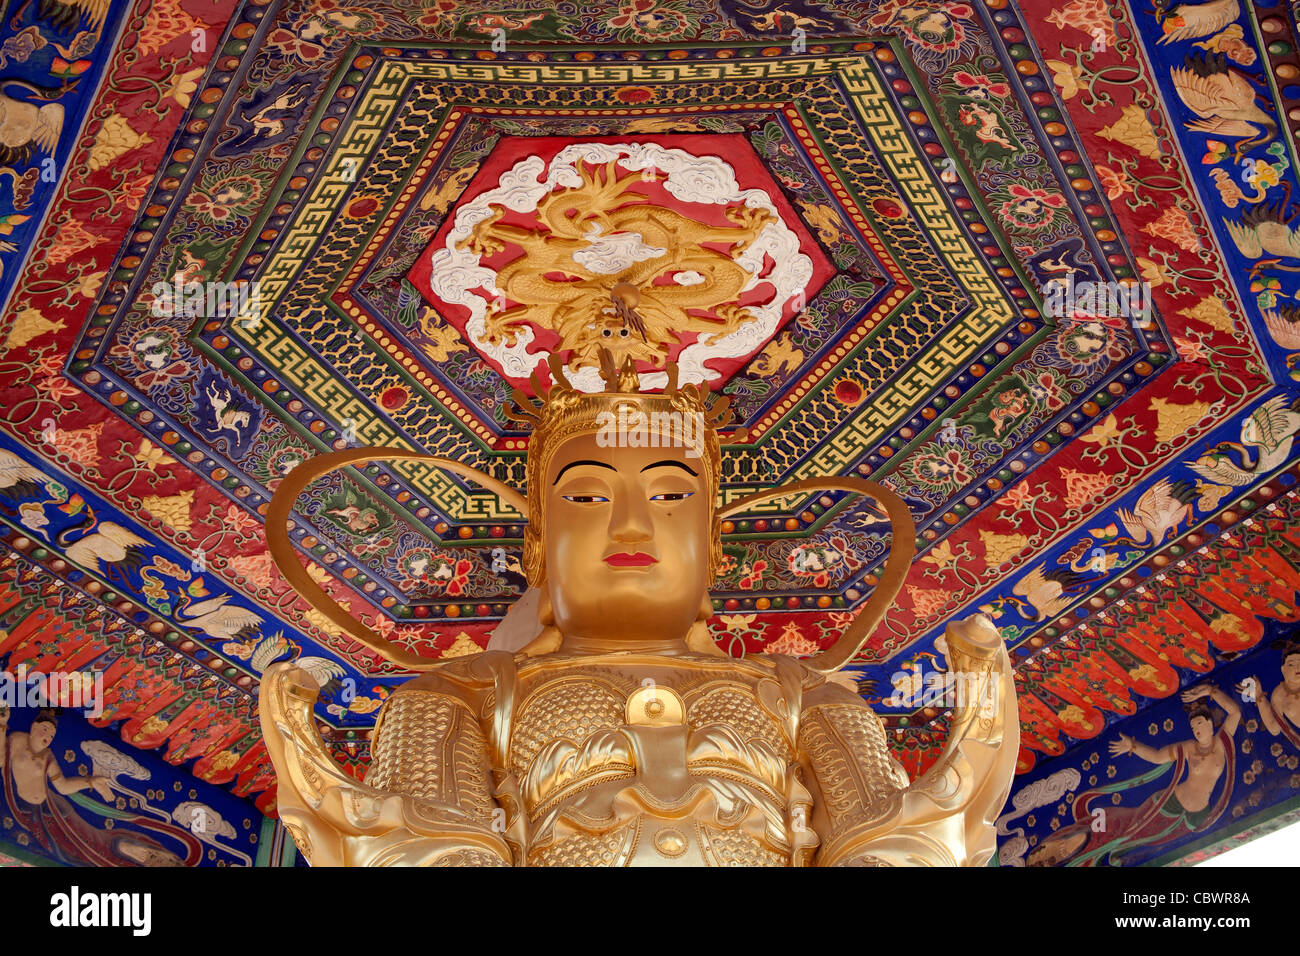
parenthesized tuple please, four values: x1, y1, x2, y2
(817, 614, 1019, 867)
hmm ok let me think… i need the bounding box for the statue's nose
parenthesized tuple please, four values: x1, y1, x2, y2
(609, 490, 653, 544)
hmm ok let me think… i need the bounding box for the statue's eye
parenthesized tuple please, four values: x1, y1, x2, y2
(650, 492, 693, 501)
(562, 494, 609, 503)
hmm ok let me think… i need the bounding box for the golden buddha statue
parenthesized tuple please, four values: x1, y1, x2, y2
(259, 350, 1018, 867)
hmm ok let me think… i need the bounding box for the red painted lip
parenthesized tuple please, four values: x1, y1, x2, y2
(604, 552, 657, 567)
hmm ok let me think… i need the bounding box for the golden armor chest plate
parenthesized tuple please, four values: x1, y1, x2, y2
(504, 659, 806, 866)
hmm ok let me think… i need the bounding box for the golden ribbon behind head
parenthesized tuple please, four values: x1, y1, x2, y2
(718, 478, 915, 674)
(269, 453, 911, 674)
(266, 447, 526, 671)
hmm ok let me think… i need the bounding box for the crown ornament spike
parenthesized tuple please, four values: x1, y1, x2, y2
(663, 359, 679, 396)
(705, 393, 733, 429)
(611, 281, 648, 341)
(508, 384, 542, 426)
(546, 351, 573, 390)
(597, 347, 619, 391)
(595, 347, 641, 392)
(616, 355, 639, 391)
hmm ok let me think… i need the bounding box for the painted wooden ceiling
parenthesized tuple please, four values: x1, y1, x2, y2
(0, 0, 1299, 866)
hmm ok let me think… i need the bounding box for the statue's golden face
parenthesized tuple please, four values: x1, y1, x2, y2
(543, 430, 710, 645)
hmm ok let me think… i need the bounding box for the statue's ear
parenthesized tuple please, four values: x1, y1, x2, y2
(486, 584, 562, 657)
(519, 587, 562, 656)
(708, 515, 723, 583)
(523, 523, 545, 588)
(687, 593, 726, 656)
(538, 586, 555, 627)
(486, 586, 545, 653)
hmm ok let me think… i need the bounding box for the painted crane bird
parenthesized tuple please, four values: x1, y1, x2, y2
(1154, 0, 1240, 45)
(1008, 565, 1090, 622)
(1263, 304, 1300, 350)
(0, 447, 48, 505)
(1186, 395, 1300, 486)
(56, 515, 149, 585)
(1090, 478, 1198, 548)
(10, 0, 108, 34)
(1223, 191, 1300, 278)
(0, 78, 78, 168)
(174, 584, 264, 644)
(1170, 51, 1276, 160)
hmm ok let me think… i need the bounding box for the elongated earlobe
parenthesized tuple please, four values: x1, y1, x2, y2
(521, 583, 562, 656)
(523, 524, 545, 587)
(709, 516, 723, 582)
(538, 586, 555, 627)
(686, 593, 725, 656)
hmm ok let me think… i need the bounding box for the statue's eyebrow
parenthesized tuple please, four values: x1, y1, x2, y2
(641, 460, 698, 476)
(552, 460, 616, 485)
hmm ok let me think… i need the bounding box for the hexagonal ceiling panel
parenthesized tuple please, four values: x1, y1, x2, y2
(406, 134, 837, 395)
